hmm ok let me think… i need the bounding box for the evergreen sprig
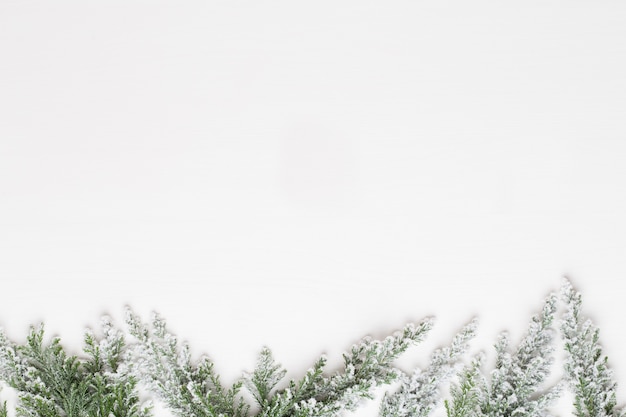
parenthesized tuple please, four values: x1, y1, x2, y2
(244, 347, 287, 408)
(444, 294, 561, 417)
(124, 308, 248, 417)
(0, 318, 149, 417)
(250, 319, 434, 417)
(125, 309, 433, 417)
(444, 353, 484, 417)
(84, 317, 151, 417)
(561, 279, 625, 417)
(379, 318, 478, 417)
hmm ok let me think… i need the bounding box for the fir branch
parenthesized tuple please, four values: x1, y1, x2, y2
(0, 319, 150, 417)
(256, 318, 434, 417)
(244, 347, 287, 408)
(480, 293, 561, 417)
(124, 308, 248, 417)
(0, 324, 91, 417)
(84, 317, 152, 417)
(379, 318, 478, 417)
(445, 353, 485, 417)
(561, 279, 624, 417)
(251, 355, 327, 417)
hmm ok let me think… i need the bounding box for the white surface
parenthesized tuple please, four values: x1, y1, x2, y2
(1, 1, 626, 416)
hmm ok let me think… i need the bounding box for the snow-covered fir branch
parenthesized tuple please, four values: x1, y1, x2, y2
(250, 318, 434, 417)
(125, 308, 433, 417)
(561, 279, 625, 417)
(84, 317, 152, 417)
(379, 318, 478, 417)
(0, 318, 150, 417)
(483, 293, 561, 417)
(244, 347, 287, 409)
(449, 293, 562, 417)
(444, 353, 485, 417)
(124, 308, 248, 417)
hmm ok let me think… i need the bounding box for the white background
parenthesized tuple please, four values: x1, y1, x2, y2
(1, 1, 626, 416)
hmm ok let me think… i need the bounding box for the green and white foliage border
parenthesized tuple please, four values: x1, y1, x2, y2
(0, 279, 622, 417)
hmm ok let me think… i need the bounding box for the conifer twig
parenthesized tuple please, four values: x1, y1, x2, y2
(0, 318, 149, 417)
(481, 293, 561, 417)
(444, 353, 484, 417)
(250, 318, 434, 417)
(561, 279, 624, 417)
(125, 308, 249, 417)
(379, 318, 478, 417)
(444, 294, 561, 417)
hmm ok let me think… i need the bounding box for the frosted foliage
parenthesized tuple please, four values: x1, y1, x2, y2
(445, 353, 485, 417)
(243, 347, 287, 407)
(480, 294, 561, 417)
(124, 308, 247, 417)
(379, 319, 478, 417)
(0, 320, 150, 417)
(252, 319, 434, 417)
(0, 283, 624, 417)
(443, 295, 561, 417)
(0, 327, 58, 417)
(126, 308, 433, 417)
(561, 280, 624, 417)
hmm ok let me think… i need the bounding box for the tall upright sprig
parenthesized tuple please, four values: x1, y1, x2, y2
(124, 308, 248, 417)
(444, 353, 485, 417)
(481, 293, 561, 417)
(561, 279, 624, 417)
(84, 317, 152, 417)
(379, 318, 478, 417)
(244, 347, 287, 409)
(245, 318, 434, 417)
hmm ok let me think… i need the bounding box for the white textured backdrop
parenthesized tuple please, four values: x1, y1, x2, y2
(1, 1, 625, 416)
